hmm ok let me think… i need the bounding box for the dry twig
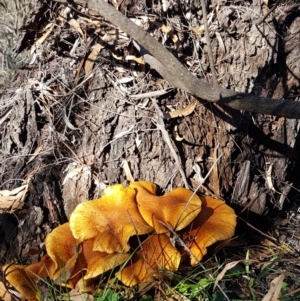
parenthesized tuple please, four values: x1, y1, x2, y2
(256, 0, 283, 25)
(200, 0, 218, 86)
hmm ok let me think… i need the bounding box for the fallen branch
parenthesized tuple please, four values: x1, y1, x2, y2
(55, 0, 300, 119)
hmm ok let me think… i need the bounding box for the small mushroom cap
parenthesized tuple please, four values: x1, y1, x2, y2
(70, 184, 153, 253)
(181, 196, 236, 265)
(81, 239, 130, 281)
(69, 238, 130, 292)
(45, 222, 79, 281)
(130, 181, 202, 233)
(25, 254, 56, 280)
(3, 264, 41, 301)
(116, 233, 181, 286)
(3, 255, 56, 300)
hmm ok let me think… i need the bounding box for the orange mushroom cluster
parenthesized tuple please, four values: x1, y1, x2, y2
(3, 181, 236, 300)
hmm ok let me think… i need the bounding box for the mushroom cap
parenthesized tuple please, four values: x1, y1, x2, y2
(3, 255, 58, 300)
(25, 254, 56, 280)
(45, 223, 79, 281)
(181, 196, 236, 265)
(69, 184, 153, 253)
(116, 233, 181, 286)
(70, 238, 130, 292)
(81, 239, 130, 281)
(3, 264, 41, 301)
(130, 181, 202, 233)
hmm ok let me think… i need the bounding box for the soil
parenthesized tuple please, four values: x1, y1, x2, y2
(0, 0, 299, 297)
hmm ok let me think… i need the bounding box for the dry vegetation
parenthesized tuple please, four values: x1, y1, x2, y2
(0, 0, 300, 300)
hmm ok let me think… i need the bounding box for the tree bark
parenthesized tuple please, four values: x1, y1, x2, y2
(55, 0, 300, 119)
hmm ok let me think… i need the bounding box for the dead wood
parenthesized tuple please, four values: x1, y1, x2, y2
(55, 0, 300, 119)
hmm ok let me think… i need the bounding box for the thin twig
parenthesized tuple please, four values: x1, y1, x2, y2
(151, 98, 189, 189)
(256, 0, 282, 25)
(200, 0, 217, 85)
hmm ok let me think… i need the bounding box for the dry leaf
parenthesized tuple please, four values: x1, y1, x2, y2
(0, 185, 28, 213)
(266, 163, 276, 192)
(57, 6, 71, 24)
(112, 52, 123, 61)
(79, 16, 101, 26)
(30, 23, 55, 55)
(125, 55, 145, 65)
(39, 93, 54, 119)
(214, 259, 258, 291)
(114, 125, 135, 139)
(85, 43, 104, 75)
(215, 32, 226, 53)
(169, 99, 198, 118)
(129, 88, 173, 99)
(118, 77, 134, 84)
(152, 21, 180, 46)
(27, 146, 42, 164)
(68, 19, 84, 37)
(262, 274, 285, 301)
(193, 25, 205, 35)
(162, 0, 169, 11)
(130, 17, 150, 28)
(135, 133, 142, 147)
(172, 125, 184, 141)
(213, 260, 242, 291)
